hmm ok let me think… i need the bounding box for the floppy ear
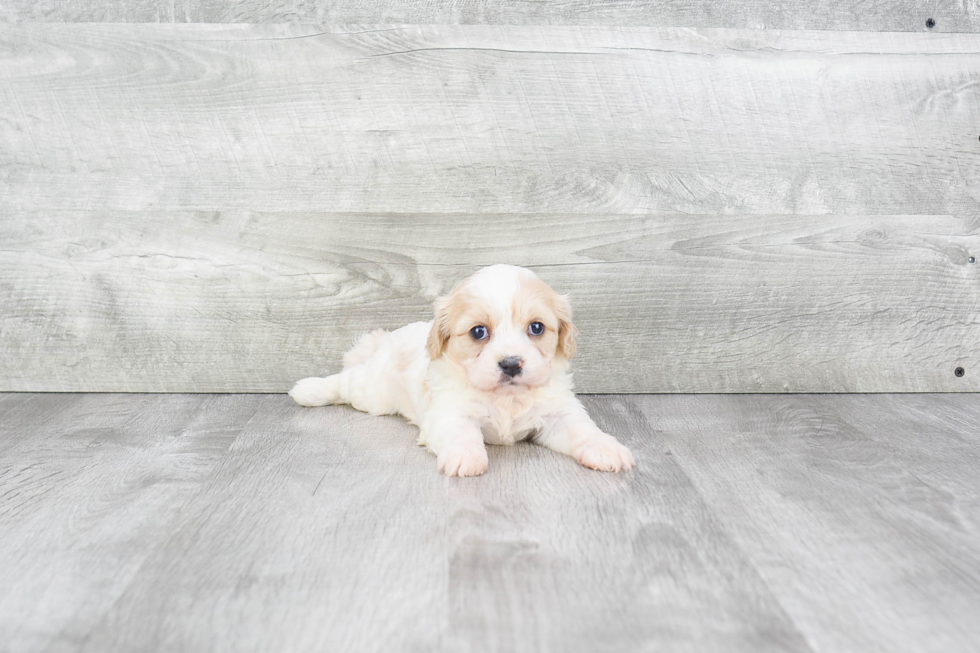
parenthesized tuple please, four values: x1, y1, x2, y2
(426, 295, 452, 359)
(554, 293, 578, 359)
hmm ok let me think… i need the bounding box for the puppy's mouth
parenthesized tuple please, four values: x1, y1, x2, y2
(497, 374, 531, 389)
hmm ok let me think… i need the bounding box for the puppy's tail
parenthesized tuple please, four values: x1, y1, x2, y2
(342, 329, 388, 367)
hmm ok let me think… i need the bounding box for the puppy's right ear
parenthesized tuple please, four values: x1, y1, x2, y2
(426, 295, 451, 359)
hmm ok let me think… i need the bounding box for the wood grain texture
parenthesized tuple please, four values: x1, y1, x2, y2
(0, 394, 241, 651)
(634, 393, 980, 653)
(3, 23, 980, 392)
(79, 401, 449, 653)
(1, 25, 979, 216)
(1, 1, 979, 31)
(3, 392, 980, 652)
(0, 394, 449, 653)
(2, 210, 978, 393)
(446, 397, 810, 652)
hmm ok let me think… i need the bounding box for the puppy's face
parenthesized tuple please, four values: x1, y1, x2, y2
(426, 266, 577, 392)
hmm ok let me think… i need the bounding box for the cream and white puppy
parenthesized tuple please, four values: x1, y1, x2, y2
(289, 264, 635, 477)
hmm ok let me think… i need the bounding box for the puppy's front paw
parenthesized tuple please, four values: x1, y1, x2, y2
(575, 434, 635, 472)
(437, 441, 489, 477)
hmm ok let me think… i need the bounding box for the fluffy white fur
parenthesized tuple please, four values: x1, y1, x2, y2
(289, 264, 635, 477)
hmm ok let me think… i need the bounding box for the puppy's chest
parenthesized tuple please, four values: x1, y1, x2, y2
(479, 399, 543, 446)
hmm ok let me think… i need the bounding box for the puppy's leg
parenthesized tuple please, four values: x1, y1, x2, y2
(290, 364, 394, 415)
(535, 397, 635, 472)
(289, 365, 366, 408)
(289, 374, 345, 407)
(420, 411, 489, 477)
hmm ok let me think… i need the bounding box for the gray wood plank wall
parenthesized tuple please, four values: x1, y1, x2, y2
(2, 1, 979, 31)
(1, 11, 979, 392)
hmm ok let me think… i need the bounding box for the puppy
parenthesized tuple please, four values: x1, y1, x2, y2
(289, 264, 635, 477)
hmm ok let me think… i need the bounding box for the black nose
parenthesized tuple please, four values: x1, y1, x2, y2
(498, 356, 523, 377)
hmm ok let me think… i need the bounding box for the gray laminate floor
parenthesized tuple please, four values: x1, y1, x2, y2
(1, 393, 978, 653)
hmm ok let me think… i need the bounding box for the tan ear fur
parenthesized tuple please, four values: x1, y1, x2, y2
(426, 295, 452, 359)
(554, 293, 577, 359)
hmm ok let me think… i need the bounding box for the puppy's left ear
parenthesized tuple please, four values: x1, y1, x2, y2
(426, 295, 452, 359)
(554, 293, 578, 359)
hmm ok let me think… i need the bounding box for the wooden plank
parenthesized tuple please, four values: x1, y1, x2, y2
(1, 1, 978, 32)
(2, 210, 977, 393)
(0, 394, 450, 652)
(446, 396, 812, 652)
(61, 398, 447, 652)
(0, 392, 814, 653)
(0, 393, 88, 450)
(0, 394, 249, 652)
(5, 392, 980, 651)
(1, 25, 979, 215)
(635, 393, 980, 653)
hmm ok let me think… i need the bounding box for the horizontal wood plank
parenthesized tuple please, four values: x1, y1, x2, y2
(1, 211, 977, 393)
(1, 2, 978, 32)
(3, 24, 979, 392)
(1, 25, 979, 215)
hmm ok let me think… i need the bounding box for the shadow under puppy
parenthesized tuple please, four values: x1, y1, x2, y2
(290, 264, 635, 477)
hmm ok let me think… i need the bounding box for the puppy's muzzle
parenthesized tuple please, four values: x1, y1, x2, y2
(498, 356, 523, 378)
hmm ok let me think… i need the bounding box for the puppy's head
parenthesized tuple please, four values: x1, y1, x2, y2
(426, 265, 577, 392)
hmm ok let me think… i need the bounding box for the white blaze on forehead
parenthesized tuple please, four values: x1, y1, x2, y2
(463, 265, 537, 322)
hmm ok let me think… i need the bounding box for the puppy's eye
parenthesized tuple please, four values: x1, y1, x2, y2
(470, 325, 489, 341)
(528, 321, 545, 336)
